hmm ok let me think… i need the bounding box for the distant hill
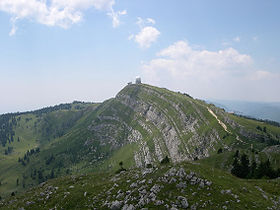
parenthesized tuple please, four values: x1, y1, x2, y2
(208, 100, 280, 123)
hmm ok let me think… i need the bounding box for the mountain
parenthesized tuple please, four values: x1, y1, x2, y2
(0, 83, 280, 208)
(208, 99, 280, 123)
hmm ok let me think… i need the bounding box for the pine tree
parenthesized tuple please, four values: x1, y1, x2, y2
(234, 150, 239, 158)
(249, 161, 257, 178)
(119, 161, 123, 169)
(50, 169, 55, 179)
(231, 157, 241, 177)
(240, 154, 250, 178)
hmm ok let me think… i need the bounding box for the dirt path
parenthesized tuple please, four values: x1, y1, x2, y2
(207, 107, 231, 134)
(236, 135, 245, 143)
(207, 107, 247, 145)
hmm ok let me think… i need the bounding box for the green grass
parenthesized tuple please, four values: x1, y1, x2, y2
(1, 161, 279, 209)
(0, 103, 98, 197)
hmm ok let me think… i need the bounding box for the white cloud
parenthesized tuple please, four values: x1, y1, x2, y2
(136, 17, 155, 28)
(142, 40, 280, 101)
(233, 36, 240, 42)
(107, 9, 127, 28)
(9, 17, 18, 36)
(130, 17, 160, 49)
(134, 26, 160, 48)
(146, 18, 155, 25)
(0, 0, 125, 35)
(249, 70, 273, 81)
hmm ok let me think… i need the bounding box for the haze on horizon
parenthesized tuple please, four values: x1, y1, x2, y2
(0, 0, 280, 114)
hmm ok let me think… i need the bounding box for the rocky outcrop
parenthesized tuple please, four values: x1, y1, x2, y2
(85, 84, 258, 168)
(113, 84, 225, 166)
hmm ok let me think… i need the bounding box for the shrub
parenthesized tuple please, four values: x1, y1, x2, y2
(160, 156, 170, 164)
(146, 163, 153, 168)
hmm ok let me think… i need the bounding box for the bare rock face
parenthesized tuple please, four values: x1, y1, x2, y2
(87, 84, 239, 167)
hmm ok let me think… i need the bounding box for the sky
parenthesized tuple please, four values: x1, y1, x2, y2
(0, 0, 280, 114)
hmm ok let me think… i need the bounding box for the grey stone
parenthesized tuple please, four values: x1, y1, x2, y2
(233, 194, 238, 199)
(199, 181, 205, 188)
(25, 201, 34, 206)
(225, 189, 232, 194)
(205, 181, 212, 186)
(149, 192, 156, 200)
(262, 193, 268, 200)
(39, 182, 46, 187)
(177, 196, 189, 209)
(138, 198, 145, 207)
(116, 192, 124, 199)
(169, 177, 177, 184)
(122, 204, 135, 210)
(176, 182, 187, 189)
(110, 200, 123, 210)
(155, 200, 164, 205)
(130, 182, 137, 188)
(165, 167, 177, 177)
(190, 176, 197, 185)
(139, 189, 147, 195)
(150, 184, 161, 194)
(139, 179, 146, 184)
(142, 168, 153, 176)
(191, 203, 198, 210)
(176, 168, 186, 178)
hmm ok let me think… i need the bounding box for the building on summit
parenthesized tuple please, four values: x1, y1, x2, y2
(135, 76, 141, 84)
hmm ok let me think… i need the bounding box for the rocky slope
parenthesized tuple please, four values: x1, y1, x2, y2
(1, 161, 280, 209)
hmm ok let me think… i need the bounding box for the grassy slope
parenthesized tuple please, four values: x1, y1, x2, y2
(199, 111, 280, 171)
(0, 103, 99, 196)
(0, 114, 40, 196)
(1, 161, 279, 209)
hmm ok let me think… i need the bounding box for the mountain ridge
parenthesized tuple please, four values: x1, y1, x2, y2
(0, 83, 280, 201)
(208, 99, 280, 123)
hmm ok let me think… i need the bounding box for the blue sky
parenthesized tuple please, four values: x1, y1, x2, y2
(0, 0, 280, 113)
